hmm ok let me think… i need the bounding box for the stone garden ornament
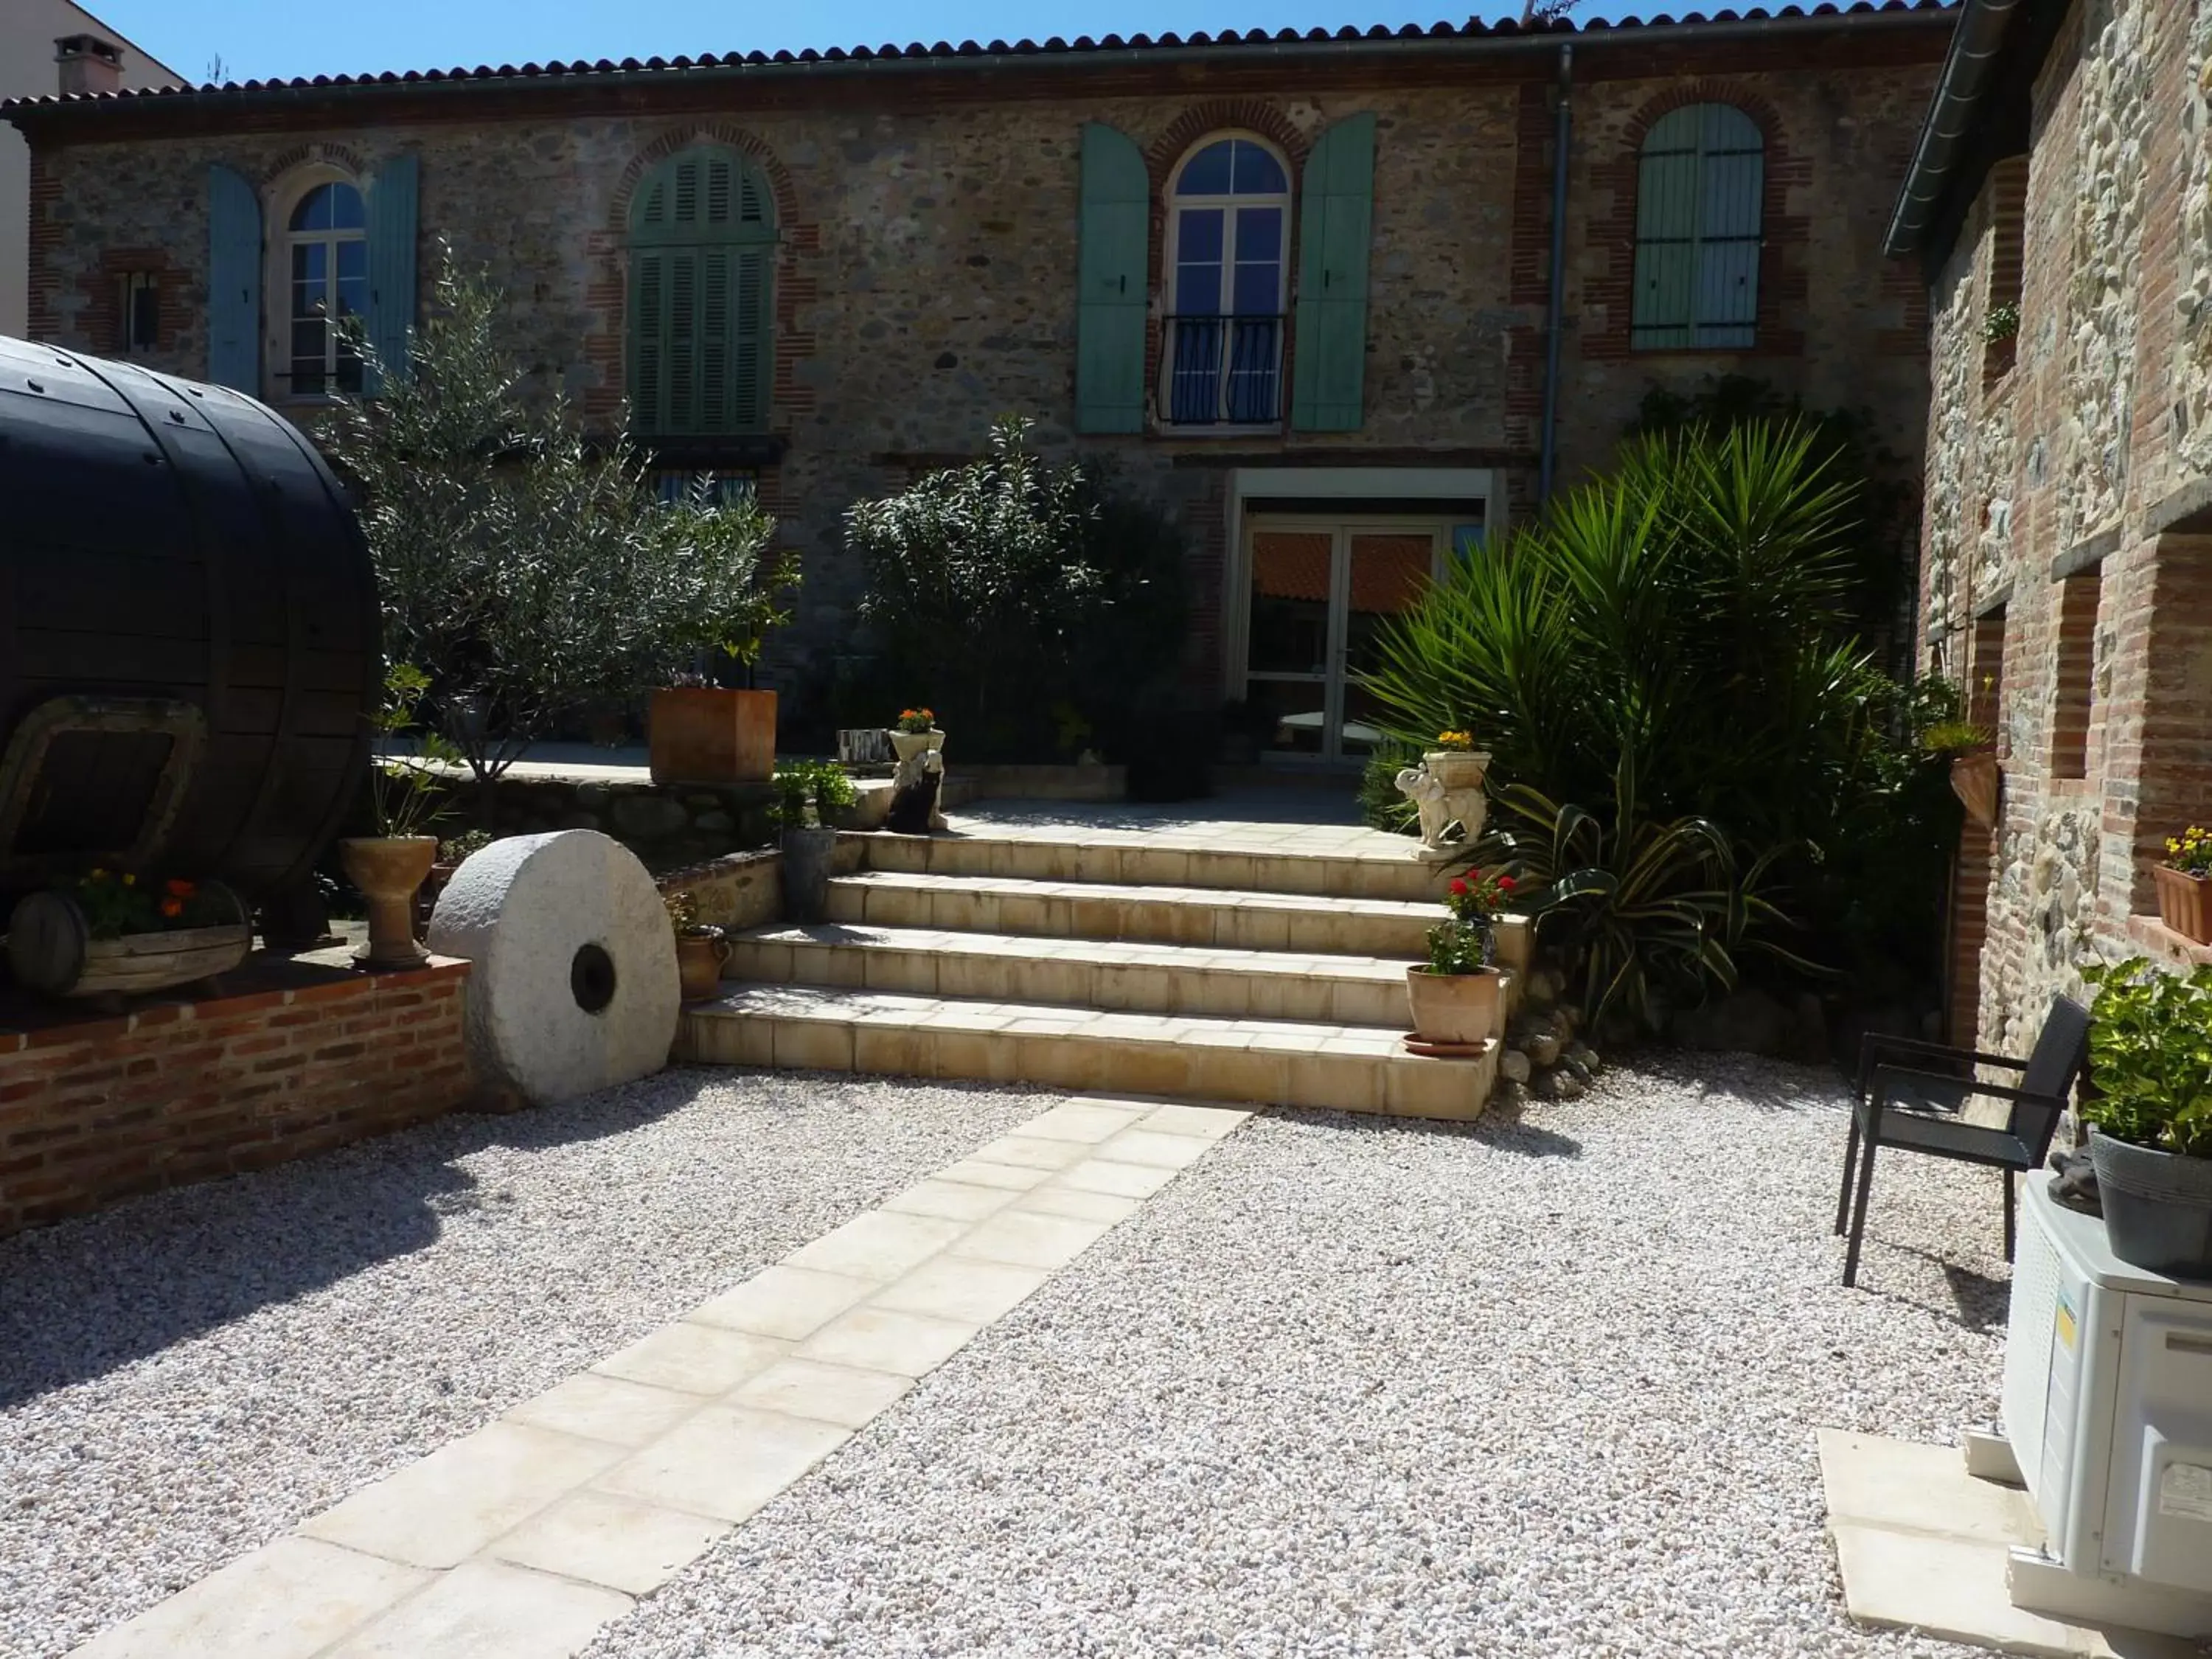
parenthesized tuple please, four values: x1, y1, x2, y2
(1396, 737, 1492, 858)
(886, 707, 947, 835)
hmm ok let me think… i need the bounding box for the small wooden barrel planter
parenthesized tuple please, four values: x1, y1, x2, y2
(2154, 864, 2212, 945)
(6, 883, 251, 997)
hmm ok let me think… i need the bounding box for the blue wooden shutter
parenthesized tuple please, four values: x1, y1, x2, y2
(364, 153, 420, 392)
(206, 164, 261, 392)
(1076, 122, 1149, 434)
(1632, 104, 1762, 350)
(1291, 113, 1375, 433)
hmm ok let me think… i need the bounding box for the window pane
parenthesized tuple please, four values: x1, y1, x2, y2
(1248, 531, 1334, 675)
(290, 184, 333, 231)
(337, 240, 366, 279)
(1178, 207, 1223, 262)
(1178, 262, 1223, 315)
(1234, 205, 1282, 262)
(293, 240, 326, 284)
(336, 274, 366, 321)
(291, 320, 323, 358)
(1231, 141, 1287, 195)
(1231, 260, 1279, 316)
(327, 183, 366, 230)
(1180, 141, 1234, 195)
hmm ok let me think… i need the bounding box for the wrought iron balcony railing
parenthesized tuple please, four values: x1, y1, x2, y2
(1161, 313, 1286, 427)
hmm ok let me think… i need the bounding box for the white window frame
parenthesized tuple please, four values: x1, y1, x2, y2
(263, 164, 369, 406)
(1162, 133, 1293, 431)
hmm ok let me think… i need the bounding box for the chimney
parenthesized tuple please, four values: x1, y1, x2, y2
(55, 35, 124, 97)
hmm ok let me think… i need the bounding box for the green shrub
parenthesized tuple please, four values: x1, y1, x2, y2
(2081, 960, 2212, 1158)
(845, 419, 1185, 762)
(771, 759, 857, 830)
(1358, 742, 1420, 835)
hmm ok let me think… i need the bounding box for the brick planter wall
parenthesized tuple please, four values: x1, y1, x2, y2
(0, 959, 473, 1237)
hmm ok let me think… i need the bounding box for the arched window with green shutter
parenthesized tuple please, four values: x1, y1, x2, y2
(627, 145, 776, 437)
(1630, 103, 1764, 351)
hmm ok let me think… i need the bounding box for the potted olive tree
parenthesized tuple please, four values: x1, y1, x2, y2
(774, 759, 858, 923)
(2079, 958, 2212, 1276)
(1405, 867, 1514, 1053)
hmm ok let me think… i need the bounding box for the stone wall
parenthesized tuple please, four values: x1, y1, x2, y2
(462, 776, 778, 873)
(16, 24, 1941, 705)
(1911, 0, 2212, 1051)
(0, 956, 473, 1237)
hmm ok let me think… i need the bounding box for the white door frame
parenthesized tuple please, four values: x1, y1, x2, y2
(1222, 467, 1499, 706)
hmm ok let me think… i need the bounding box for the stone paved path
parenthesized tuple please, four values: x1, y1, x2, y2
(66, 1096, 1249, 1659)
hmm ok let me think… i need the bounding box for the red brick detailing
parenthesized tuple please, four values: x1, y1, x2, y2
(0, 960, 474, 1237)
(1949, 817, 1996, 1043)
(257, 141, 369, 185)
(83, 248, 187, 358)
(1580, 80, 1806, 364)
(2133, 538, 2212, 906)
(1980, 156, 2028, 385)
(24, 149, 63, 342)
(581, 124, 817, 434)
(2050, 571, 2100, 779)
(1969, 608, 2008, 734)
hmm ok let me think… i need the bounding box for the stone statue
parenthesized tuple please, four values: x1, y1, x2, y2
(1396, 759, 1488, 855)
(886, 745, 944, 835)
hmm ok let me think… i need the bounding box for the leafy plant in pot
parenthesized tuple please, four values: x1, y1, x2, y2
(5, 869, 251, 998)
(342, 663, 453, 970)
(2152, 825, 2212, 945)
(1405, 867, 1514, 1052)
(2079, 958, 2212, 1276)
(1923, 718, 1999, 830)
(664, 888, 731, 1002)
(774, 760, 858, 923)
(888, 706, 944, 762)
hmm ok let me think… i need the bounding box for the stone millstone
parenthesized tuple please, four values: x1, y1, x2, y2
(427, 830, 680, 1107)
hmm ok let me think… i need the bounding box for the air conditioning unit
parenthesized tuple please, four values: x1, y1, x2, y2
(1999, 1174, 2212, 1636)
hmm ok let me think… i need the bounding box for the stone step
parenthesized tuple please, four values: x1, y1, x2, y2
(676, 986, 1496, 1121)
(727, 923, 1432, 1027)
(844, 827, 1444, 902)
(824, 871, 1440, 958)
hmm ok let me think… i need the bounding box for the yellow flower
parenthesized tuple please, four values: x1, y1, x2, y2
(121, 872, 134, 886)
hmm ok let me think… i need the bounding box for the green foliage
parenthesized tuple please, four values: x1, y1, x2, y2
(326, 251, 796, 785)
(846, 418, 1186, 762)
(439, 827, 495, 863)
(1475, 775, 1814, 1032)
(2081, 959, 2212, 1159)
(69, 871, 237, 939)
(1983, 302, 2021, 344)
(367, 662, 456, 840)
(771, 759, 858, 830)
(1359, 742, 1421, 835)
(1920, 720, 1993, 756)
(1426, 869, 1512, 975)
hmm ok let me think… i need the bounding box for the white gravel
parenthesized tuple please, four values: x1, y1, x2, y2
(0, 1069, 1046, 1659)
(588, 1056, 2010, 1658)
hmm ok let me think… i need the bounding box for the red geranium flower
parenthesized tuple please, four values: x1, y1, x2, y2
(1449, 877, 1469, 897)
(1498, 876, 1516, 891)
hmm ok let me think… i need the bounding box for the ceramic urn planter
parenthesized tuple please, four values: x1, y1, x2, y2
(1405, 966, 1503, 1049)
(339, 835, 439, 968)
(2153, 863, 2212, 945)
(888, 728, 946, 765)
(674, 928, 732, 1001)
(1949, 749, 2001, 830)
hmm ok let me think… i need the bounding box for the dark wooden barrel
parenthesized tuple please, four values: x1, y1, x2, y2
(0, 335, 378, 905)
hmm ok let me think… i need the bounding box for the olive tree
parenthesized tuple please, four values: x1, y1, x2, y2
(325, 251, 795, 784)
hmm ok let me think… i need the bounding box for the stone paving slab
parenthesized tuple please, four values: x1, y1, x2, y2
(63, 1096, 1253, 1659)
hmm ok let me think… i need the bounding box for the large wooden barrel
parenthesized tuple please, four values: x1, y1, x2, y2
(0, 335, 378, 905)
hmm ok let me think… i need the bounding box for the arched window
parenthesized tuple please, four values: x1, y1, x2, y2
(280, 176, 367, 396)
(1630, 103, 1764, 350)
(1164, 135, 1290, 425)
(627, 145, 777, 437)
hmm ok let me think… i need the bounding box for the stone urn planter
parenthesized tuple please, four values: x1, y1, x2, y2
(649, 687, 776, 785)
(2153, 863, 2212, 945)
(338, 835, 439, 968)
(887, 726, 947, 836)
(674, 926, 732, 1001)
(2088, 1127, 2212, 1277)
(6, 881, 251, 997)
(1950, 749, 2002, 830)
(1405, 965, 1504, 1048)
(1422, 748, 1489, 793)
(888, 727, 945, 765)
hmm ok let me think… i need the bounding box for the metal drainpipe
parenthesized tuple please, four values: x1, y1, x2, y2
(1537, 43, 1573, 507)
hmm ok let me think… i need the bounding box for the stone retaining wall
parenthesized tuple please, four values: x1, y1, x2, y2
(468, 777, 778, 873)
(0, 958, 473, 1237)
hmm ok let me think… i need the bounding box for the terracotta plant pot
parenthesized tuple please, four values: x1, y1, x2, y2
(1422, 748, 1490, 793)
(5, 883, 251, 998)
(888, 728, 946, 764)
(2154, 863, 2212, 945)
(338, 835, 439, 969)
(1405, 965, 1503, 1046)
(675, 928, 732, 1001)
(1949, 750, 2001, 829)
(650, 687, 777, 785)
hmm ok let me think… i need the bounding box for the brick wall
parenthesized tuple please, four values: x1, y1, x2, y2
(11, 28, 1941, 703)
(1910, 0, 2212, 1051)
(0, 959, 473, 1237)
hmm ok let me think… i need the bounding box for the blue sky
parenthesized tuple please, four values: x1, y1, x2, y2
(97, 0, 1651, 85)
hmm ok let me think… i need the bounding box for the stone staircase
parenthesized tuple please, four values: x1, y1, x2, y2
(676, 819, 1521, 1121)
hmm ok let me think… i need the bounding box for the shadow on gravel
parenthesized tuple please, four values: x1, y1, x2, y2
(1850, 1242, 2011, 1332)
(0, 1070, 726, 1407)
(1472, 1116, 1582, 1158)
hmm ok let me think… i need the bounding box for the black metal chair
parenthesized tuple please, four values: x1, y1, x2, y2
(1835, 995, 2092, 1288)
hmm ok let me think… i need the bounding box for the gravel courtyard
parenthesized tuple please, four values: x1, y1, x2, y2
(3, 1057, 2008, 1658)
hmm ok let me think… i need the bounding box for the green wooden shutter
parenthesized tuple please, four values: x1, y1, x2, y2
(206, 164, 261, 392)
(363, 153, 419, 393)
(1291, 114, 1375, 433)
(1633, 104, 1762, 349)
(632, 251, 666, 431)
(731, 246, 770, 431)
(628, 145, 776, 437)
(1076, 122, 1149, 434)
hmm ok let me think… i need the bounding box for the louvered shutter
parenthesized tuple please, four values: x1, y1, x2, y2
(1632, 104, 1763, 350)
(732, 247, 770, 431)
(1291, 113, 1376, 433)
(206, 164, 261, 392)
(363, 153, 419, 392)
(1076, 122, 1149, 434)
(632, 251, 666, 431)
(628, 145, 776, 437)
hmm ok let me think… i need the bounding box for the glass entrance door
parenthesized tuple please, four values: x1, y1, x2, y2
(1243, 520, 1447, 762)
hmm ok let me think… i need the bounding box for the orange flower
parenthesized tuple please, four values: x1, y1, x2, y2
(165, 878, 195, 898)
(159, 897, 183, 919)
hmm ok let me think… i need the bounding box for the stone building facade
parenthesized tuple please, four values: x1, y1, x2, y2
(8, 7, 1947, 755)
(1893, 0, 2212, 1049)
